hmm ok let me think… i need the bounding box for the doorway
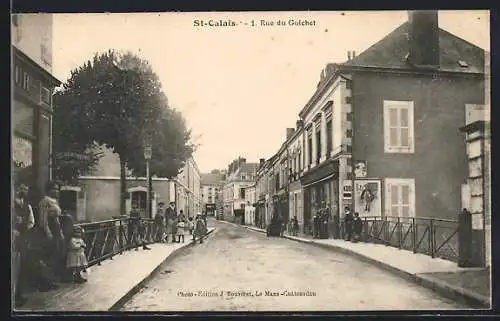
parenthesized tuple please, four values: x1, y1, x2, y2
(60, 190, 77, 220)
(131, 190, 147, 217)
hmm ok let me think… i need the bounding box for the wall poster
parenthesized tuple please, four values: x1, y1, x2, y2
(354, 179, 381, 217)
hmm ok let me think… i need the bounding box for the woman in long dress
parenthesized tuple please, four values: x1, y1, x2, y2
(194, 214, 206, 244)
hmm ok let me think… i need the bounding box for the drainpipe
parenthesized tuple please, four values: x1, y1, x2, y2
(349, 77, 356, 215)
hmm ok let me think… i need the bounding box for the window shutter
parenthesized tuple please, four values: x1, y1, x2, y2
(407, 102, 414, 153)
(385, 181, 392, 216)
(383, 104, 392, 153)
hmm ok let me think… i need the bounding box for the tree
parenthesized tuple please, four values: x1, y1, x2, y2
(127, 106, 197, 178)
(52, 49, 166, 216)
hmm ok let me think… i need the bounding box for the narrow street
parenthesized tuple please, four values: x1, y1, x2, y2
(120, 218, 468, 311)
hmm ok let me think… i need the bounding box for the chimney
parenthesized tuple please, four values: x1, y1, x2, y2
(408, 10, 440, 68)
(296, 119, 302, 130)
(347, 51, 352, 60)
(286, 128, 295, 140)
(259, 158, 265, 166)
(352, 50, 356, 58)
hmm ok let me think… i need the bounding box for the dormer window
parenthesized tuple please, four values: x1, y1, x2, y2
(457, 60, 469, 68)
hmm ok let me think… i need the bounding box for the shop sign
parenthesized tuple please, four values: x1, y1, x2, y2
(342, 181, 352, 199)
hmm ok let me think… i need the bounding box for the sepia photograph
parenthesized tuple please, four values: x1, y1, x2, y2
(11, 10, 491, 313)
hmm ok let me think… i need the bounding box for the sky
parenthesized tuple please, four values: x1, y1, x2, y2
(52, 11, 489, 173)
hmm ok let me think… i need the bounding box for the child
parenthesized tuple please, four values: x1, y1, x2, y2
(66, 226, 88, 283)
(187, 217, 194, 237)
(176, 219, 186, 243)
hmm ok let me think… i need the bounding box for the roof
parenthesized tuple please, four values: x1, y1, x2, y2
(342, 22, 484, 74)
(240, 162, 259, 176)
(299, 21, 485, 118)
(13, 45, 62, 85)
(200, 173, 224, 186)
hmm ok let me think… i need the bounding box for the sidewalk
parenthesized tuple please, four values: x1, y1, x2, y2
(15, 227, 215, 312)
(232, 222, 491, 308)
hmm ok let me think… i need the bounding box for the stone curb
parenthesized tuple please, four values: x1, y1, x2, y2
(108, 228, 216, 311)
(235, 223, 489, 309)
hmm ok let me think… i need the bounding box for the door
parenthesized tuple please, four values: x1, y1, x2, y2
(60, 190, 77, 220)
(131, 191, 147, 217)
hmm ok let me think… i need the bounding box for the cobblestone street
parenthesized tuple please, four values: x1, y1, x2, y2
(120, 219, 468, 311)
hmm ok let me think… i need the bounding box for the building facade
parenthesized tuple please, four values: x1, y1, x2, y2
(60, 145, 200, 222)
(12, 14, 60, 204)
(258, 11, 487, 241)
(200, 170, 225, 216)
(175, 157, 202, 218)
(244, 184, 256, 225)
(298, 63, 352, 235)
(222, 157, 259, 222)
(255, 158, 269, 228)
(287, 122, 305, 230)
(340, 11, 485, 222)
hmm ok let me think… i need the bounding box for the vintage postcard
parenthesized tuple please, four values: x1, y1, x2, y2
(11, 10, 491, 313)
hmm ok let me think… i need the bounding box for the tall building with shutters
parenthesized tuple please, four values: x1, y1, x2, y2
(12, 13, 61, 203)
(299, 10, 486, 226)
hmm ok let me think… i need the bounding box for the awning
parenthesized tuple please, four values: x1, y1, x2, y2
(300, 158, 339, 187)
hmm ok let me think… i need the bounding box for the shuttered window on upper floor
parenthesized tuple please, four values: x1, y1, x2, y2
(383, 100, 414, 154)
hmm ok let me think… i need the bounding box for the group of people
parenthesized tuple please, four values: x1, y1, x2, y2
(341, 206, 363, 242)
(12, 181, 89, 308)
(149, 202, 208, 245)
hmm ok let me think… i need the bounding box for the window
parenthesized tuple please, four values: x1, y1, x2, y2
(315, 129, 321, 164)
(326, 119, 333, 156)
(241, 175, 246, 180)
(383, 100, 414, 153)
(385, 178, 415, 218)
(307, 133, 313, 166)
(14, 65, 21, 85)
(40, 86, 51, 105)
(22, 72, 30, 91)
(240, 188, 245, 199)
(208, 196, 212, 203)
(465, 104, 487, 124)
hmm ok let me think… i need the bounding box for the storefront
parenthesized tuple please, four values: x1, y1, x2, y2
(300, 158, 339, 235)
(205, 203, 216, 216)
(12, 47, 60, 204)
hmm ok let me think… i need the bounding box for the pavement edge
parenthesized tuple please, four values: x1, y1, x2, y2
(108, 228, 216, 311)
(235, 222, 490, 309)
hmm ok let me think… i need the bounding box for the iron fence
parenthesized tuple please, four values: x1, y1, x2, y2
(356, 216, 459, 262)
(75, 217, 156, 267)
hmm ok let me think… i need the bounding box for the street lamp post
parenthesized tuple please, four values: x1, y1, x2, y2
(144, 144, 152, 218)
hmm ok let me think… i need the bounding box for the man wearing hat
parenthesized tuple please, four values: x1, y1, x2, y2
(154, 202, 166, 242)
(164, 202, 177, 243)
(13, 183, 35, 307)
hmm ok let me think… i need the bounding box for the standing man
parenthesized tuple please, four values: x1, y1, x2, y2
(154, 202, 166, 243)
(343, 206, 354, 241)
(129, 201, 151, 251)
(36, 181, 65, 287)
(164, 202, 177, 243)
(13, 184, 35, 307)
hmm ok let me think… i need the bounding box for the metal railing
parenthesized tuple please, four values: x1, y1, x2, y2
(75, 217, 156, 267)
(347, 216, 460, 262)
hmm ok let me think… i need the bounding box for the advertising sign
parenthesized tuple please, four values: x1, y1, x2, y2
(354, 179, 381, 217)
